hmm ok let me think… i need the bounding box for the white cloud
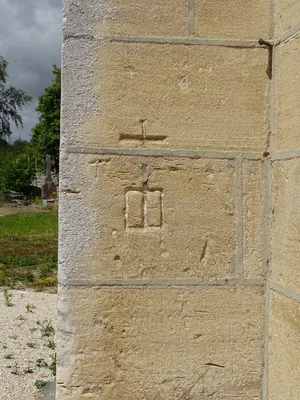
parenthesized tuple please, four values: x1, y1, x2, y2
(0, 0, 62, 141)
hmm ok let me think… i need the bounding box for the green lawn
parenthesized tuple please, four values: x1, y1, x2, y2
(0, 212, 58, 290)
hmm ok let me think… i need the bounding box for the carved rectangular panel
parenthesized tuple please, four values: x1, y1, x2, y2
(60, 154, 236, 281)
(126, 189, 163, 229)
(126, 190, 144, 228)
(145, 191, 162, 227)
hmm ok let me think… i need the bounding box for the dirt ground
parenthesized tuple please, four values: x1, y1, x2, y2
(0, 289, 57, 400)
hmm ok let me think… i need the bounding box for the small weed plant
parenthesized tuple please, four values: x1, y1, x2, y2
(3, 289, 13, 307)
(49, 353, 56, 377)
(34, 380, 46, 390)
(37, 319, 55, 338)
(26, 304, 36, 313)
(36, 358, 48, 368)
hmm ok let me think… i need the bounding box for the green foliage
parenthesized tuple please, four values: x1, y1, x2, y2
(8, 139, 32, 155)
(32, 66, 61, 174)
(0, 140, 37, 192)
(0, 56, 32, 139)
(0, 154, 36, 193)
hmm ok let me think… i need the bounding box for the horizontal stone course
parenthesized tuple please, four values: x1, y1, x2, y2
(95, 0, 189, 38)
(79, 42, 269, 152)
(63, 0, 189, 38)
(59, 153, 237, 282)
(57, 285, 264, 400)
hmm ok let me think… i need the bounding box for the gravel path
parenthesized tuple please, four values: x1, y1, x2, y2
(0, 290, 57, 400)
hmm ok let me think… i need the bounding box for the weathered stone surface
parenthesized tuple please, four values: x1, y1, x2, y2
(63, 0, 188, 38)
(194, 0, 270, 40)
(57, 286, 264, 400)
(61, 38, 101, 148)
(95, 0, 189, 38)
(59, 153, 236, 282)
(62, 41, 269, 151)
(271, 159, 300, 293)
(268, 291, 300, 400)
(274, 34, 300, 151)
(90, 43, 268, 151)
(63, 0, 115, 37)
(243, 160, 265, 279)
(274, 0, 300, 38)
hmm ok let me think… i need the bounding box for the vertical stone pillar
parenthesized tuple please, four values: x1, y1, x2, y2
(58, 1, 271, 398)
(268, 2, 300, 398)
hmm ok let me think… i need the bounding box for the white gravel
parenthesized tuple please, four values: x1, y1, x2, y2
(0, 290, 57, 400)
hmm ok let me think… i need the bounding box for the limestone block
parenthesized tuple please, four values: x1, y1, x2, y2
(63, 0, 188, 38)
(59, 153, 236, 282)
(71, 42, 268, 152)
(194, 0, 270, 40)
(243, 161, 265, 279)
(57, 286, 264, 399)
(274, 0, 300, 38)
(268, 291, 300, 400)
(95, 0, 189, 38)
(274, 34, 300, 151)
(271, 159, 300, 293)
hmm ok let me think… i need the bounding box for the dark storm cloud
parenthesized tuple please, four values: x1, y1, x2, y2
(0, 0, 62, 140)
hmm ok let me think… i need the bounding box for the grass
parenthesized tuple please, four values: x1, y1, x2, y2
(0, 213, 58, 236)
(0, 212, 58, 290)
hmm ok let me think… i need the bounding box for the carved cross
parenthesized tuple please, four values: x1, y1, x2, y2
(44, 154, 54, 181)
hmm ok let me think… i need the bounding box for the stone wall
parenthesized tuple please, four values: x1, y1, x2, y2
(268, 2, 300, 399)
(58, 1, 299, 399)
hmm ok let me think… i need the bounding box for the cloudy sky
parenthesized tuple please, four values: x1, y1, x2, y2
(0, 0, 62, 141)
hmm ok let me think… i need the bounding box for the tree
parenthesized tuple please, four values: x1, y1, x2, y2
(32, 66, 61, 175)
(0, 140, 36, 192)
(0, 56, 32, 139)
